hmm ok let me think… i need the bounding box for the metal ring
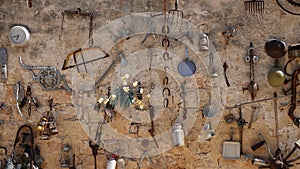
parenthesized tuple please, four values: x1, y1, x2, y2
(244, 55, 251, 63)
(162, 38, 170, 48)
(163, 77, 169, 85)
(163, 51, 170, 61)
(252, 55, 260, 63)
(161, 25, 170, 34)
(163, 98, 169, 108)
(162, 87, 170, 97)
(164, 66, 169, 72)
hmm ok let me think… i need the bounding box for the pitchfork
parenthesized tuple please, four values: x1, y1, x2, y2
(168, 0, 184, 30)
(244, 0, 264, 17)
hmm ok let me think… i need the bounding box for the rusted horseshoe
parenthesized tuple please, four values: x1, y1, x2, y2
(163, 77, 169, 85)
(162, 87, 171, 97)
(163, 51, 170, 61)
(163, 98, 169, 108)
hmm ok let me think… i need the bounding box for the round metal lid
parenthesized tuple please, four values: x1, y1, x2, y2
(265, 39, 287, 59)
(203, 105, 217, 118)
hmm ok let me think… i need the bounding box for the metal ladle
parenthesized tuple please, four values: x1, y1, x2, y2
(178, 46, 196, 77)
(203, 104, 217, 140)
(265, 39, 287, 87)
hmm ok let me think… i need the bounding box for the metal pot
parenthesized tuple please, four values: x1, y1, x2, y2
(265, 39, 287, 87)
(265, 39, 287, 59)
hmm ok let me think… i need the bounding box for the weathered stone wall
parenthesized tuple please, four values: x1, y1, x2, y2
(1, 0, 300, 169)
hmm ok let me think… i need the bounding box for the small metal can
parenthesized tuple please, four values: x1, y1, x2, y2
(107, 158, 117, 169)
(172, 123, 185, 146)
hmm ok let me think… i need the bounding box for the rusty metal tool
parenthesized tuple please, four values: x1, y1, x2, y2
(129, 122, 141, 138)
(12, 125, 36, 169)
(59, 8, 94, 47)
(276, 0, 300, 16)
(274, 92, 280, 148)
(62, 47, 110, 71)
(223, 61, 230, 87)
(89, 140, 99, 169)
(95, 54, 121, 88)
(19, 56, 72, 91)
(224, 107, 247, 154)
(90, 120, 106, 169)
(257, 133, 274, 158)
(162, 68, 170, 108)
(248, 104, 259, 129)
(288, 68, 300, 127)
(168, 0, 184, 29)
(148, 105, 159, 148)
(94, 120, 105, 148)
(284, 139, 300, 162)
(162, 0, 171, 62)
(244, 0, 264, 16)
(19, 85, 40, 116)
(237, 106, 247, 154)
(242, 42, 259, 100)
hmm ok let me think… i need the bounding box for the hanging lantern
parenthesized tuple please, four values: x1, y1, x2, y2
(60, 143, 73, 168)
(37, 117, 47, 132)
(37, 111, 58, 140)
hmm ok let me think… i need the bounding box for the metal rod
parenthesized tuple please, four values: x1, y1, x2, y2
(80, 49, 88, 73)
(226, 94, 292, 110)
(274, 92, 280, 149)
(95, 55, 120, 88)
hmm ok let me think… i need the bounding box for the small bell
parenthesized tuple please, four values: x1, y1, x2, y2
(107, 154, 117, 169)
(60, 144, 73, 168)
